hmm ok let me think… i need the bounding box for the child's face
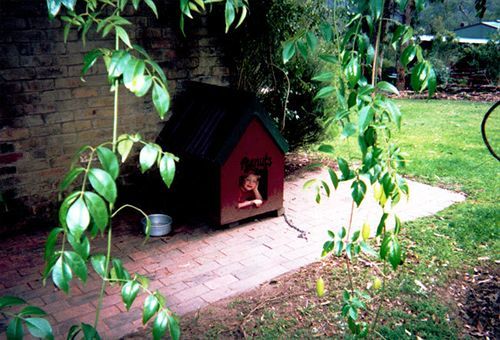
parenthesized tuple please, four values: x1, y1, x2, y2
(243, 174, 259, 191)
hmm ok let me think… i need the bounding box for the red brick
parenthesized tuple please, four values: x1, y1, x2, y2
(204, 274, 238, 290)
(174, 284, 210, 302)
(52, 302, 95, 322)
(171, 296, 207, 316)
(201, 286, 236, 303)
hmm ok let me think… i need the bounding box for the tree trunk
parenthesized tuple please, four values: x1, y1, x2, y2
(396, 0, 415, 90)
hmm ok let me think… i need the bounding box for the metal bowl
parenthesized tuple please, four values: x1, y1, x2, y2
(141, 214, 172, 237)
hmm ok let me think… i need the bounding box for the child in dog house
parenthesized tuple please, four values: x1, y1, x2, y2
(237, 170, 263, 209)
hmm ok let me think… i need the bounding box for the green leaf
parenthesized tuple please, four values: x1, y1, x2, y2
(66, 197, 90, 239)
(360, 241, 377, 257)
(159, 154, 175, 188)
(140, 144, 159, 173)
(321, 180, 331, 197)
(111, 258, 130, 281)
(394, 215, 402, 234)
(358, 106, 374, 133)
(337, 90, 348, 110)
(318, 54, 338, 64)
(144, 0, 159, 17)
(44, 227, 63, 262)
(337, 157, 353, 180)
(341, 122, 356, 138)
(351, 180, 367, 207)
(132, 0, 140, 9)
(295, 40, 308, 58)
(96, 146, 119, 180)
(397, 0, 409, 11)
(117, 136, 134, 163)
(146, 59, 167, 83)
(385, 100, 402, 129)
(7, 317, 23, 339)
(60, 167, 85, 191)
(306, 32, 318, 51)
(152, 82, 170, 119)
(380, 234, 391, 259)
(132, 75, 153, 97)
(88, 168, 117, 204)
(81, 323, 101, 340)
(369, 0, 383, 20)
(282, 40, 296, 64)
(235, 5, 247, 29)
(314, 86, 335, 100)
(318, 144, 334, 154)
(153, 310, 168, 340)
(143, 295, 160, 324)
(115, 26, 132, 49)
(344, 56, 361, 87)
(91, 254, 107, 278)
(47, 0, 62, 17)
(59, 191, 79, 230)
(25, 317, 54, 340)
(376, 81, 400, 96)
(52, 255, 72, 293)
(167, 314, 180, 340)
(123, 58, 139, 88)
(83, 192, 108, 234)
(376, 212, 389, 236)
(64, 251, 88, 283)
(224, 0, 235, 33)
(411, 62, 428, 92)
(0, 296, 26, 309)
(108, 50, 131, 78)
(334, 240, 343, 256)
(401, 45, 416, 67)
(61, 0, 76, 10)
(349, 307, 358, 321)
(319, 22, 333, 41)
(132, 44, 151, 59)
(303, 179, 317, 190)
(121, 281, 140, 311)
(327, 168, 339, 189)
(312, 72, 334, 82)
(81, 49, 103, 78)
(391, 25, 406, 49)
(427, 64, 437, 97)
(67, 234, 90, 260)
(415, 0, 425, 11)
(388, 236, 402, 270)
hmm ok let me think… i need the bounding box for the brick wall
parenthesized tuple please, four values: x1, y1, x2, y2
(0, 0, 235, 233)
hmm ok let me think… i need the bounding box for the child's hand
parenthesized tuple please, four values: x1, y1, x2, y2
(253, 199, 263, 207)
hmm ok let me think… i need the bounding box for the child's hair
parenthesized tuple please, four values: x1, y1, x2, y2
(239, 169, 260, 187)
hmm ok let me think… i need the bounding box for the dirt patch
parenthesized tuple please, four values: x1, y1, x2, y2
(460, 264, 499, 338)
(179, 259, 342, 338)
(396, 87, 500, 102)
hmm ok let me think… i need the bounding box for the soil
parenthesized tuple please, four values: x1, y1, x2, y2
(460, 264, 500, 338)
(396, 87, 500, 102)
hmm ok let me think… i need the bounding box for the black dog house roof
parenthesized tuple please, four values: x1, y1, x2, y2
(157, 82, 289, 165)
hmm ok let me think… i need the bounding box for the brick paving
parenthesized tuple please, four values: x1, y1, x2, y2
(0, 169, 464, 338)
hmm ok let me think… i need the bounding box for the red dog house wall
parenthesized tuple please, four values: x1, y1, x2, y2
(157, 82, 288, 226)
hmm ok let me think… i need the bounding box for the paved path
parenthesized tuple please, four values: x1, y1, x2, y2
(0, 169, 464, 338)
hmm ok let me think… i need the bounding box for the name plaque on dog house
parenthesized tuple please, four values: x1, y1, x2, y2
(157, 82, 288, 226)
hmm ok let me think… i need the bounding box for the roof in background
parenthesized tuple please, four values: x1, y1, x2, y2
(157, 82, 288, 165)
(482, 21, 500, 29)
(419, 20, 499, 45)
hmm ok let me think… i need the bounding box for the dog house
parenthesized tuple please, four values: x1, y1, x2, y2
(157, 82, 288, 226)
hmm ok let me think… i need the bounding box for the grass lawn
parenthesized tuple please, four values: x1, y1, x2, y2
(323, 99, 499, 337)
(181, 99, 498, 339)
